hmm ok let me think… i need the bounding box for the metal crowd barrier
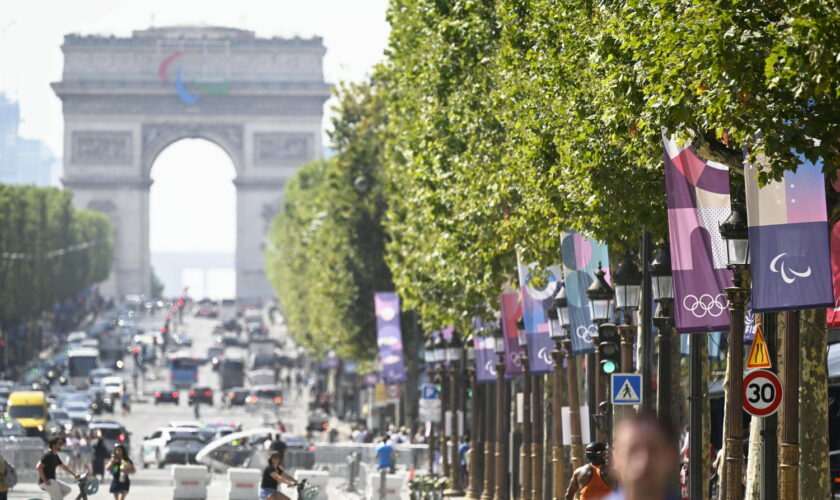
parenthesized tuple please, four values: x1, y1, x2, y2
(305, 443, 429, 476)
(0, 437, 47, 483)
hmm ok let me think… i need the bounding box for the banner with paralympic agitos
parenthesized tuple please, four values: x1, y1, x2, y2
(500, 292, 525, 377)
(374, 292, 408, 384)
(745, 155, 833, 311)
(663, 136, 733, 333)
(472, 318, 499, 383)
(560, 232, 611, 354)
(516, 259, 561, 373)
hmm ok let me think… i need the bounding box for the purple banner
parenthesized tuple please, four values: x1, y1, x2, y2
(375, 292, 408, 384)
(663, 137, 733, 333)
(500, 292, 524, 377)
(560, 232, 611, 354)
(517, 260, 561, 373)
(474, 335, 497, 383)
(745, 156, 833, 312)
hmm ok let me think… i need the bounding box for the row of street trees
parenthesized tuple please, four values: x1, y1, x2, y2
(0, 185, 112, 341)
(268, 0, 840, 495)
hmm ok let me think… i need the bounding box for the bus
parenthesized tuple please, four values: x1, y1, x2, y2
(168, 353, 201, 389)
(67, 347, 100, 389)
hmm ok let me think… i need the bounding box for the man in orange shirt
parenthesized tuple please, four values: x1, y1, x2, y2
(565, 442, 617, 499)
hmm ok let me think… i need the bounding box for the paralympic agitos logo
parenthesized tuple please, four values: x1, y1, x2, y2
(158, 51, 231, 105)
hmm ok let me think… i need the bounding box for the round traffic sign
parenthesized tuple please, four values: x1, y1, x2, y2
(386, 384, 402, 399)
(742, 369, 782, 417)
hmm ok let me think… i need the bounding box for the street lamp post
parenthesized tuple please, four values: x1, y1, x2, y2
(719, 203, 750, 500)
(444, 333, 466, 496)
(516, 318, 532, 500)
(424, 338, 439, 476)
(585, 264, 615, 443)
(548, 294, 567, 500)
(556, 289, 584, 469)
(493, 329, 509, 500)
(465, 334, 483, 500)
(480, 350, 496, 500)
(433, 335, 451, 479)
(613, 253, 643, 423)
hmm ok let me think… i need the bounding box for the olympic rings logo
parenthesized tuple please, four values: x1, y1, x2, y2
(575, 324, 597, 344)
(682, 294, 727, 318)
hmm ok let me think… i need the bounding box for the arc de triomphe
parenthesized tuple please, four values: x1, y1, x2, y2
(52, 26, 331, 299)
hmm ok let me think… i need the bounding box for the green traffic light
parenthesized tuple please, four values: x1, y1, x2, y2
(602, 360, 617, 374)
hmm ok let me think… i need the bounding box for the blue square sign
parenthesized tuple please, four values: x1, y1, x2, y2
(611, 373, 642, 405)
(421, 384, 438, 400)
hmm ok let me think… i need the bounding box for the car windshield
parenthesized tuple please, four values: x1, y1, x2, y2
(9, 405, 45, 419)
(50, 411, 70, 419)
(255, 389, 280, 398)
(0, 421, 23, 436)
(166, 438, 203, 448)
(169, 431, 198, 440)
(66, 403, 88, 411)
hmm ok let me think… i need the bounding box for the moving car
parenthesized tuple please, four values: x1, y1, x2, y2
(89, 420, 131, 455)
(101, 376, 124, 398)
(142, 427, 202, 468)
(0, 418, 25, 437)
(154, 389, 180, 405)
(188, 386, 214, 406)
(246, 386, 283, 412)
(64, 400, 93, 427)
(48, 409, 74, 434)
(225, 388, 250, 407)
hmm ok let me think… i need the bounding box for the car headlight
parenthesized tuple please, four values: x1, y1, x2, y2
(37, 425, 44, 431)
(85, 414, 92, 421)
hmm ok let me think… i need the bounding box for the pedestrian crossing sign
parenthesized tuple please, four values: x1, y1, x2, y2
(611, 373, 642, 405)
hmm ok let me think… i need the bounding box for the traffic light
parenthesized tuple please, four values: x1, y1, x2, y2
(597, 323, 620, 374)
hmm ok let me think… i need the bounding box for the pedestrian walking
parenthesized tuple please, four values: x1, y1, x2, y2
(107, 444, 135, 500)
(565, 442, 617, 500)
(92, 430, 108, 480)
(37, 437, 81, 500)
(259, 451, 299, 500)
(120, 392, 131, 416)
(374, 436, 394, 500)
(78, 433, 91, 474)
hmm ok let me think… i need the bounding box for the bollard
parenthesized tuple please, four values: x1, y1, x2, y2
(346, 452, 361, 492)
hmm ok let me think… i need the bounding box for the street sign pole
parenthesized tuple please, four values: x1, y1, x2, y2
(760, 313, 778, 500)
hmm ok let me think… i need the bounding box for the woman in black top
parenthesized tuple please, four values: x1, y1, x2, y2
(106, 444, 135, 500)
(92, 430, 108, 480)
(259, 451, 298, 500)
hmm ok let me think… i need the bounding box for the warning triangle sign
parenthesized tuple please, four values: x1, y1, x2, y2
(615, 379, 640, 403)
(747, 316, 772, 369)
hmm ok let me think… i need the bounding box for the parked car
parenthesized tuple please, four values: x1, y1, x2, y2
(142, 427, 202, 468)
(89, 420, 131, 455)
(154, 389, 180, 405)
(188, 386, 214, 406)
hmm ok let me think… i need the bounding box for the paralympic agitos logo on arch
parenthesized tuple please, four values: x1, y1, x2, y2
(158, 51, 231, 105)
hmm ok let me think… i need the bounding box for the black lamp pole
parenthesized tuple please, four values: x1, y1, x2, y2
(585, 263, 615, 443)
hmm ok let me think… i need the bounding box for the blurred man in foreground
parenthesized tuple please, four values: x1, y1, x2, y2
(605, 413, 681, 500)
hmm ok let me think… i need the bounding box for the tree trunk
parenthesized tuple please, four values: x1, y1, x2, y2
(798, 308, 830, 497)
(743, 416, 761, 499)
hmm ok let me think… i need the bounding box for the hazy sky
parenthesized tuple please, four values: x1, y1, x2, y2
(0, 0, 389, 263)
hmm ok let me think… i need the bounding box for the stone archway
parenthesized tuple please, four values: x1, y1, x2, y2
(53, 26, 331, 299)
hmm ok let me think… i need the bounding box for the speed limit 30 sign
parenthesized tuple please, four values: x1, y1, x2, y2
(742, 369, 783, 417)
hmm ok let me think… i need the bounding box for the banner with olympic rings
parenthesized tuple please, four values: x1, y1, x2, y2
(560, 232, 611, 354)
(663, 136, 733, 333)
